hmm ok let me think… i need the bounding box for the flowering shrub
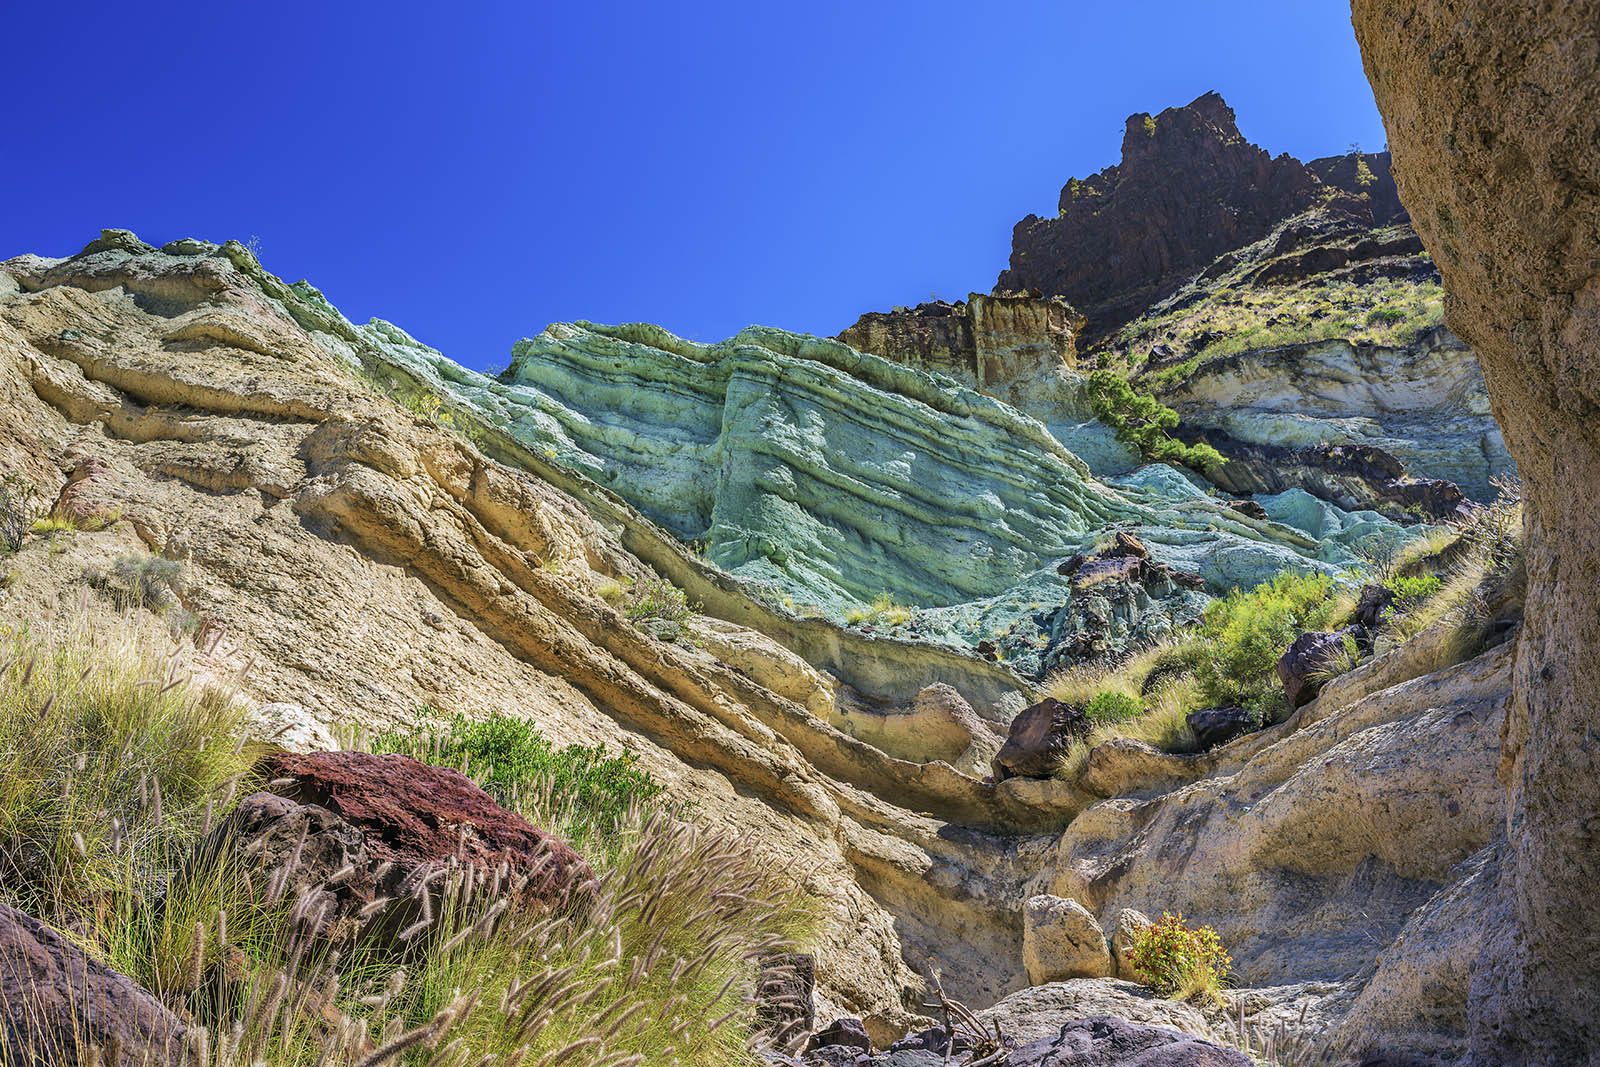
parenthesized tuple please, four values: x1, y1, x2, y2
(1126, 911, 1232, 1002)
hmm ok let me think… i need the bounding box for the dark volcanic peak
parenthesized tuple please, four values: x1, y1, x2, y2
(997, 91, 1383, 339)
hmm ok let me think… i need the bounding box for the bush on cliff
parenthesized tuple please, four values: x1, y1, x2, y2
(1126, 912, 1232, 1005)
(1084, 371, 1224, 476)
(1193, 570, 1344, 719)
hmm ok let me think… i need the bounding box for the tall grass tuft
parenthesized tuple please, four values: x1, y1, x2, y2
(0, 611, 255, 931)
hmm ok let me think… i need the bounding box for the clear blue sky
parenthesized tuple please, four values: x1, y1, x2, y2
(3, 1, 1384, 371)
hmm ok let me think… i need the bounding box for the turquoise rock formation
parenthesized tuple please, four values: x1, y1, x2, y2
(369, 318, 1411, 624)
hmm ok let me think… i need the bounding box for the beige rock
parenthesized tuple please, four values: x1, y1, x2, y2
(1109, 907, 1152, 981)
(1023, 895, 1111, 984)
(1352, 3, 1600, 1059)
(976, 978, 1220, 1046)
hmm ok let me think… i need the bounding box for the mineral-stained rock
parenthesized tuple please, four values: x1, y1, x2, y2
(260, 751, 593, 909)
(1277, 631, 1352, 709)
(1008, 1015, 1252, 1067)
(993, 698, 1089, 780)
(1023, 895, 1112, 984)
(1352, 2, 1600, 1059)
(1185, 706, 1253, 750)
(0, 901, 185, 1067)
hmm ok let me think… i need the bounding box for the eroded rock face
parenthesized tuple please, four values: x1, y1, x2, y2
(998, 92, 1323, 334)
(1351, 3, 1600, 1059)
(0, 901, 185, 1067)
(1158, 330, 1512, 502)
(837, 291, 1082, 389)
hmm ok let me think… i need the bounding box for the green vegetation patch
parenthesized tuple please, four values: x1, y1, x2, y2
(1085, 370, 1224, 476)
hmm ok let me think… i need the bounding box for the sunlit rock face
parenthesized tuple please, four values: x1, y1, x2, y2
(1159, 328, 1513, 501)
(401, 319, 1410, 630)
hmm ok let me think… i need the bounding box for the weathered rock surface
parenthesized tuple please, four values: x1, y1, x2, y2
(0, 901, 185, 1067)
(974, 979, 1221, 1047)
(837, 291, 1081, 389)
(1353, 2, 1600, 1060)
(1157, 328, 1512, 501)
(1023, 895, 1112, 984)
(1277, 630, 1352, 710)
(1009, 1016, 1251, 1067)
(998, 92, 1323, 335)
(993, 698, 1088, 781)
(260, 750, 594, 908)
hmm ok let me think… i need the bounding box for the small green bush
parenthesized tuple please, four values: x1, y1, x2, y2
(1086, 371, 1223, 476)
(621, 574, 699, 625)
(1383, 573, 1443, 613)
(1126, 911, 1232, 1003)
(1194, 571, 1341, 719)
(94, 552, 186, 609)
(844, 591, 915, 628)
(371, 709, 664, 853)
(1084, 690, 1144, 725)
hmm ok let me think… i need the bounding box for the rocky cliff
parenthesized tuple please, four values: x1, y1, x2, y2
(1353, 2, 1600, 1061)
(997, 92, 1328, 337)
(0, 231, 1527, 1062)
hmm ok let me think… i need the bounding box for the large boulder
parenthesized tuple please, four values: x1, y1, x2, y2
(1023, 895, 1112, 984)
(200, 751, 595, 950)
(1276, 630, 1351, 709)
(262, 750, 593, 907)
(0, 901, 185, 1067)
(1009, 1016, 1252, 1067)
(992, 698, 1090, 780)
(1185, 705, 1253, 750)
(975, 979, 1223, 1047)
(1352, 2, 1600, 1060)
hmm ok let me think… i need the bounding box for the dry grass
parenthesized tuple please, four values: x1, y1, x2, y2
(844, 591, 914, 629)
(1054, 673, 1202, 780)
(0, 608, 817, 1067)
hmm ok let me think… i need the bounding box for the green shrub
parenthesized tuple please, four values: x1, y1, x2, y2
(1084, 689, 1144, 725)
(844, 591, 914, 628)
(1383, 573, 1443, 613)
(1085, 371, 1223, 476)
(1194, 570, 1341, 719)
(370, 709, 664, 853)
(91, 552, 186, 609)
(620, 574, 699, 625)
(1127, 912, 1232, 1004)
(0, 614, 255, 929)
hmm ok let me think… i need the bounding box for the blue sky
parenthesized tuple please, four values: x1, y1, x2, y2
(3, 2, 1384, 371)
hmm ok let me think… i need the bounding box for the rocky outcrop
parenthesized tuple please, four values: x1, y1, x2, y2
(255, 751, 594, 912)
(1156, 328, 1512, 502)
(1, 901, 186, 1066)
(837, 291, 1081, 389)
(997, 92, 1325, 334)
(1352, 2, 1600, 1060)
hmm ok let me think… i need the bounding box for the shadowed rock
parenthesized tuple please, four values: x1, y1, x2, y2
(1352, 1, 1600, 1059)
(0, 901, 185, 1067)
